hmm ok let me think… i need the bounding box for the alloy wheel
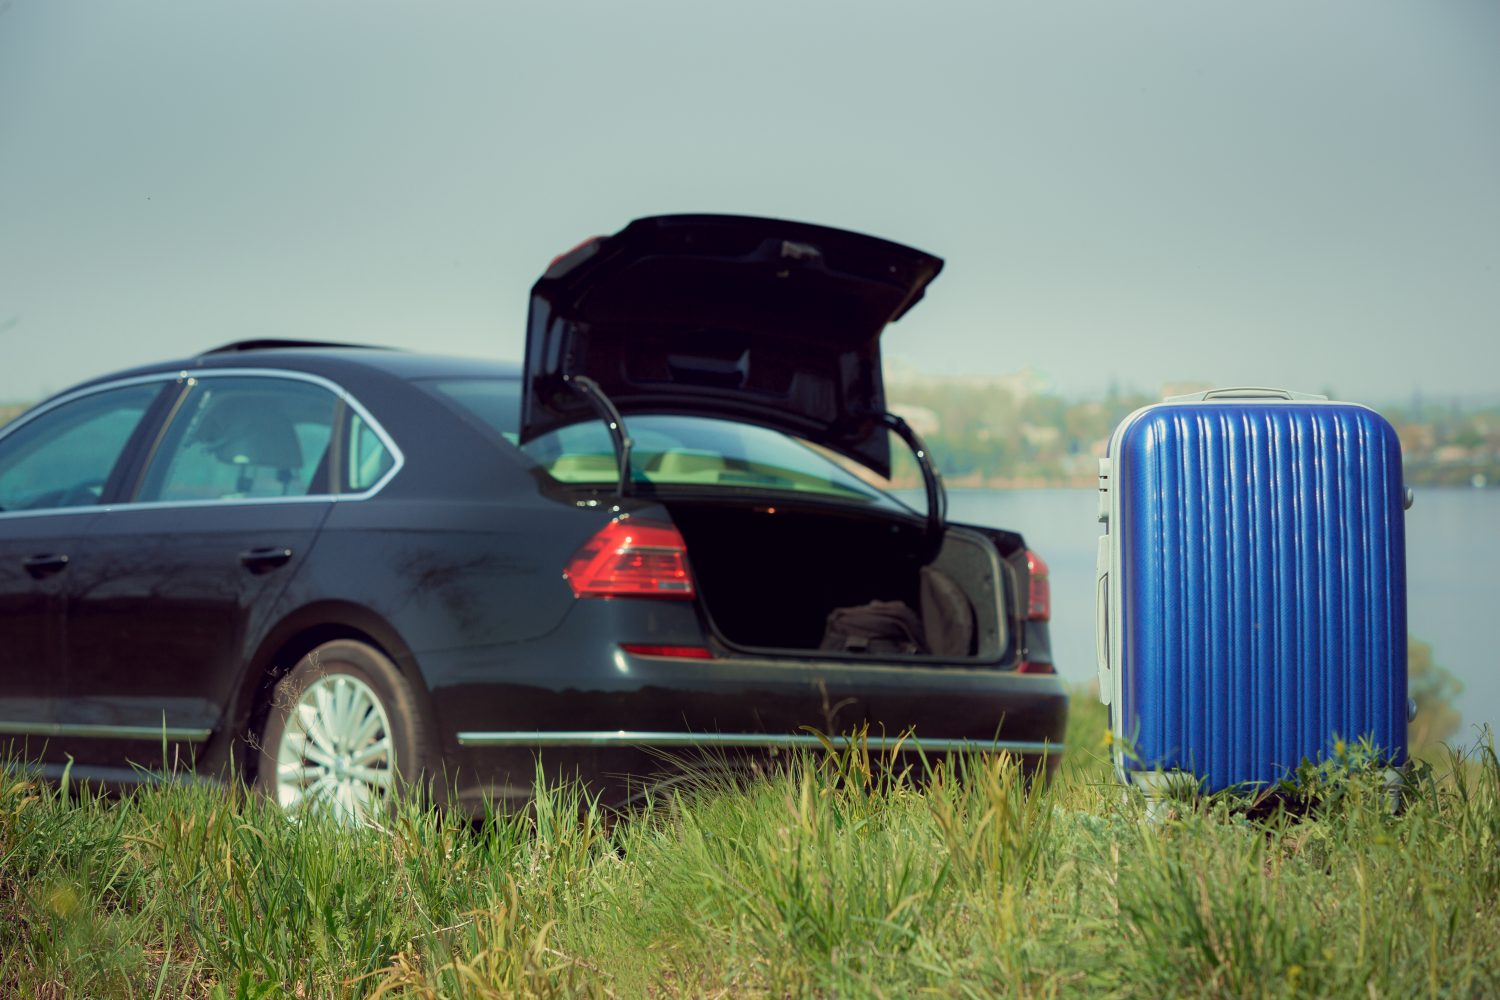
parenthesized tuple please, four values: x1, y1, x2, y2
(273, 672, 396, 824)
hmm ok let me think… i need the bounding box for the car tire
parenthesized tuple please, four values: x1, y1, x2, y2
(254, 639, 433, 824)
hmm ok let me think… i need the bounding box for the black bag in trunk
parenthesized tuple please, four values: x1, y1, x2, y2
(819, 600, 927, 655)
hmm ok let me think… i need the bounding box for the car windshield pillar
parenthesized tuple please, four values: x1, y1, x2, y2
(565, 374, 634, 497)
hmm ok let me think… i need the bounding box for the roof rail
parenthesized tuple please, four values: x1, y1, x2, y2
(198, 338, 388, 356)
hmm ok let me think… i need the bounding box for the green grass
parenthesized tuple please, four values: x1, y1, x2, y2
(3, 695, 1497, 998)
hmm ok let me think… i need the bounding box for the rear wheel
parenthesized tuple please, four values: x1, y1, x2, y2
(255, 639, 431, 824)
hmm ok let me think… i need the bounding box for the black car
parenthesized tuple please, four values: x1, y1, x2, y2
(0, 215, 1067, 821)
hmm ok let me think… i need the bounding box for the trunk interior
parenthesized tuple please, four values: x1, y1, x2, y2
(666, 502, 1019, 662)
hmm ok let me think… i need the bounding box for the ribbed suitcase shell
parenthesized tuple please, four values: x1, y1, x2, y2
(1101, 397, 1408, 792)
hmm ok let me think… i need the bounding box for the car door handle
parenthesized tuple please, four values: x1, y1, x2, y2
(21, 553, 70, 579)
(239, 546, 293, 574)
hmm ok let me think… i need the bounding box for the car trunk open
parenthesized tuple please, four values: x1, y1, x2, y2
(521, 214, 943, 480)
(664, 501, 1023, 665)
(521, 214, 1020, 663)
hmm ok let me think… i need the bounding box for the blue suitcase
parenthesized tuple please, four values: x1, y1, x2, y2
(1094, 387, 1412, 797)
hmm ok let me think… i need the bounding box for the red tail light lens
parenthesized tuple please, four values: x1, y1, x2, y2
(1016, 660, 1056, 674)
(565, 518, 695, 600)
(1025, 549, 1051, 622)
(620, 643, 714, 659)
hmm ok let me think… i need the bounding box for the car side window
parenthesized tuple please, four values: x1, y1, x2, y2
(138, 377, 338, 503)
(345, 410, 394, 493)
(0, 384, 160, 513)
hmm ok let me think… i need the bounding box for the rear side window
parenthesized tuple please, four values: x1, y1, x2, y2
(138, 377, 339, 502)
(423, 378, 521, 444)
(0, 384, 159, 513)
(345, 411, 395, 492)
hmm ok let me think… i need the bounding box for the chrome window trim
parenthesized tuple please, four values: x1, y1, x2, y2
(0, 367, 404, 520)
(0, 720, 212, 742)
(0, 507, 108, 524)
(454, 729, 1063, 754)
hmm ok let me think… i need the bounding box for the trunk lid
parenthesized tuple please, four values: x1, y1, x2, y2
(520, 214, 943, 479)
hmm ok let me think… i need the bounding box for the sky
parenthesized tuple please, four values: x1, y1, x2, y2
(2, 0, 1498, 406)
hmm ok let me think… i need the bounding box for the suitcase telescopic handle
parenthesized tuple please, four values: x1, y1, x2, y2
(1165, 386, 1329, 403)
(1095, 535, 1111, 706)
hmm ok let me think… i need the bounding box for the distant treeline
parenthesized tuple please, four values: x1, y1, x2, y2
(887, 378, 1500, 489)
(4, 387, 1497, 489)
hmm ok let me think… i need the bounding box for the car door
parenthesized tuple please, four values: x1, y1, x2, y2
(0, 381, 166, 765)
(59, 373, 341, 772)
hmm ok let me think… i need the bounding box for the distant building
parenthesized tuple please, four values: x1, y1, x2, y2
(1158, 380, 1215, 399)
(890, 403, 940, 438)
(1021, 424, 1060, 448)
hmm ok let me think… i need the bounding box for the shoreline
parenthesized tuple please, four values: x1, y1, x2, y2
(891, 476, 1494, 492)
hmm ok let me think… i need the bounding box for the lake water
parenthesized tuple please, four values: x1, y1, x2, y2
(935, 487, 1499, 738)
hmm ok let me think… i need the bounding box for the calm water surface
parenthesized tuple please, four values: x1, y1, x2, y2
(937, 487, 1499, 737)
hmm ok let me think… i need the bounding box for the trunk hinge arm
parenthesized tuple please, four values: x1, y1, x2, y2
(566, 374, 633, 497)
(879, 412, 946, 552)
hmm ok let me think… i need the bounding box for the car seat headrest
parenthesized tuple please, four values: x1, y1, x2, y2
(195, 398, 303, 471)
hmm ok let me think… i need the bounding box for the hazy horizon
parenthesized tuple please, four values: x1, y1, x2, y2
(4, 350, 1490, 412)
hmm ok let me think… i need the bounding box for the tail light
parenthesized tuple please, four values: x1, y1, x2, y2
(565, 518, 695, 600)
(1025, 549, 1051, 622)
(1017, 549, 1054, 673)
(620, 643, 714, 659)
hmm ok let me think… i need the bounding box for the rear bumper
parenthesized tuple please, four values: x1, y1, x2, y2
(423, 639, 1069, 809)
(455, 728, 1058, 754)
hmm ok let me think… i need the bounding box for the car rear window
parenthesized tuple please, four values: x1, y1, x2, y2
(422, 377, 900, 506)
(523, 415, 877, 497)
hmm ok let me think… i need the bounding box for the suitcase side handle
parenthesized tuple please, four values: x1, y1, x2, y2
(1165, 386, 1329, 403)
